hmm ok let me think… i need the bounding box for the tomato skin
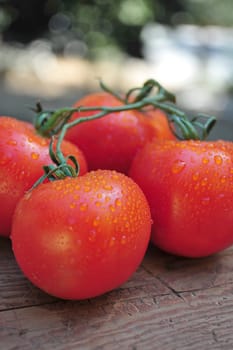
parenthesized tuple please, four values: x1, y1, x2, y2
(65, 92, 157, 173)
(141, 108, 176, 141)
(129, 140, 233, 257)
(11, 170, 152, 300)
(0, 116, 88, 237)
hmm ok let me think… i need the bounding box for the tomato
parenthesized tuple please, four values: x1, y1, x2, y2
(0, 116, 88, 237)
(142, 108, 176, 141)
(129, 139, 233, 257)
(65, 92, 159, 174)
(11, 170, 152, 300)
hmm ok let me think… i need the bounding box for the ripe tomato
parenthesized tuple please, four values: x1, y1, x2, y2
(11, 170, 152, 300)
(0, 116, 88, 237)
(129, 140, 233, 257)
(65, 92, 158, 174)
(141, 108, 176, 141)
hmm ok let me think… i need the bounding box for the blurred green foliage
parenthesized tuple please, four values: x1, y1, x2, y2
(0, 0, 232, 59)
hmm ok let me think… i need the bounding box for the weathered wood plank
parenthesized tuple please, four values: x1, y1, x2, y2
(143, 245, 233, 292)
(1, 283, 233, 350)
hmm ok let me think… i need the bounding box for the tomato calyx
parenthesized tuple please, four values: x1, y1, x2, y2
(31, 135, 79, 189)
(34, 79, 216, 142)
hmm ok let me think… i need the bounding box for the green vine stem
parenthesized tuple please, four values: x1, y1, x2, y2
(34, 79, 216, 141)
(32, 79, 216, 185)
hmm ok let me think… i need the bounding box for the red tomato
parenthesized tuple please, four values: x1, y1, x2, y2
(0, 116, 88, 237)
(65, 92, 157, 173)
(129, 140, 233, 257)
(11, 170, 152, 300)
(142, 108, 176, 141)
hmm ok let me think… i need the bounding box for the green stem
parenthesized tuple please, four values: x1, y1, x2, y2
(35, 98, 188, 139)
(33, 79, 217, 186)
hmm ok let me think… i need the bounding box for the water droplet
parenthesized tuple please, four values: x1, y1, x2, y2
(202, 157, 209, 164)
(7, 139, 17, 146)
(84, 186, 91, 192)
(121, 235, 127, 245)
(104, 184, 113, 191)
(192, 172, 200, 181)
(201, 197, 210, 205)
(214, 155, 223, 165)
(88, 230, 97, 242)
(171, 160, 186, 174)
(31, 152, 39, 160)
(0, 156, 11, 165)
(220, 175, 227, 184)
(109, 204, 115, 212)
(201, 177, 208, 186)
(93, 216, 100, 227)
(79, 203, 88, 211)
(115, 198, 122, 207)
(70, 202, 76, 209)
(109, 236, 116, 247)
(95, 201, 102, 207)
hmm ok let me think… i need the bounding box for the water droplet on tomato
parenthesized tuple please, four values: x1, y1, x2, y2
(219, 175, 227, 184)
(109, 236, 116, 247)
(104, 184, 113, 191)
(121, 235, 127, 245)
(192, 172, 200, 181)
(88, 230, 97, 242)
(115, 198, 122, 207)
(171, 160, 186, 174)
(125, 222, 130, 228)
(202, 157, 209, 164)
(93, 216, 100, 227)
(214, 155, 223, 165)
(79, 203, 88, 211)
(84, 186, 91, 192)
(7, 139, 17, 146)
(201, 177, 208, 186)
(31, 152, 39, 160)
(109, 204, 115, 212)
(201, 197, 210, 205)
(0, 156, 11, 165)
(69, 202, 76, 209)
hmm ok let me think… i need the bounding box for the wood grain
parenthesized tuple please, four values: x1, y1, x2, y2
(1, 238, 233, 349)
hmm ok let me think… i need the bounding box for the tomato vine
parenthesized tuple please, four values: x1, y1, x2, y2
(32, 79, 216, 186)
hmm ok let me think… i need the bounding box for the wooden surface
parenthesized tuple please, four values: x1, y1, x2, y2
(1, 237, 233, 349)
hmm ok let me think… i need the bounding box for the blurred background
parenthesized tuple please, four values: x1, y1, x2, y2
(0, 0, 232, 139)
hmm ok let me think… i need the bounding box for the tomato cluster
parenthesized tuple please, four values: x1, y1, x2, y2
(1, 84, 233, 300)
